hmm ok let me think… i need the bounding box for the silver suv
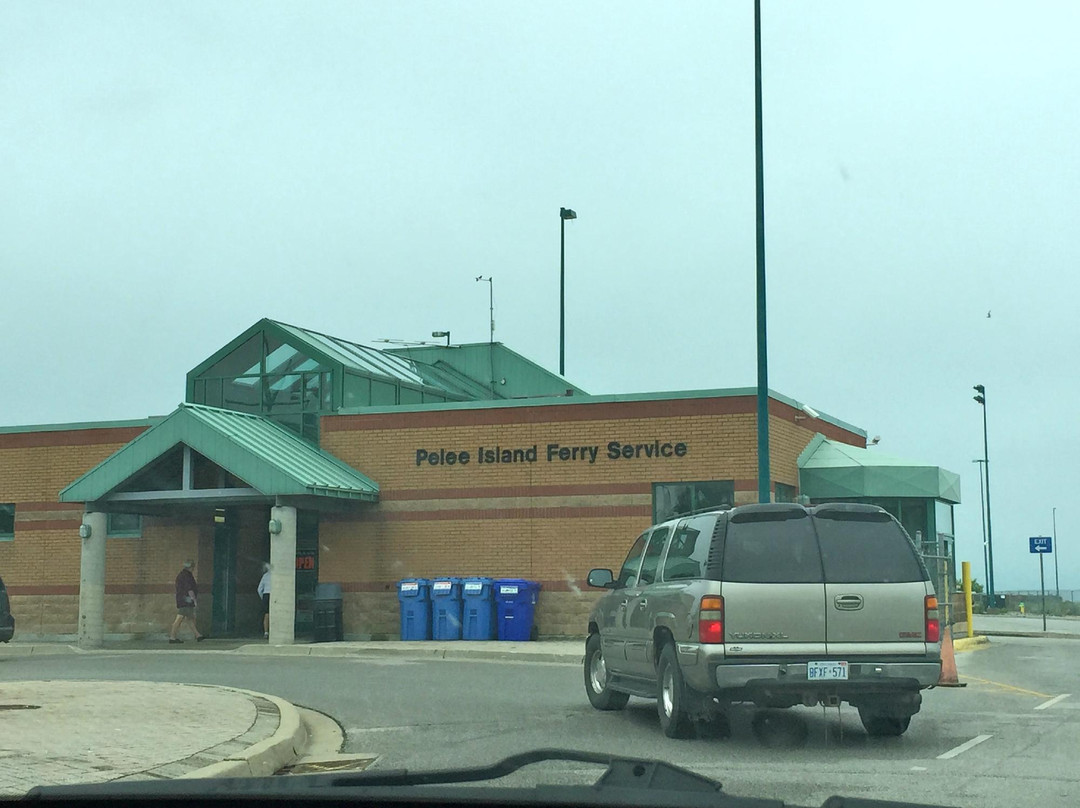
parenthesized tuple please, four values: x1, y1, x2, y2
(584, 502, 942, 738)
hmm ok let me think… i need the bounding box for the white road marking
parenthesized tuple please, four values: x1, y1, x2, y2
(937, 734, 992, 760)
(1034, 693, 1072, 711)
(345, 725, 416, 734)
(910, 766, 928, 772)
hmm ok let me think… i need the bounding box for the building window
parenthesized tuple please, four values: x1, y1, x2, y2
(107, 513, 143, 538)
(775, 482, 797, 503)
(652, 481, 734, 523)
(0, 504, 13, 541)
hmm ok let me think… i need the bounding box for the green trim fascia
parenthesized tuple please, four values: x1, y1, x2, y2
(60, 404, 378, 504)
(334, 387, 865, 437)
(0, 417, 159, 435)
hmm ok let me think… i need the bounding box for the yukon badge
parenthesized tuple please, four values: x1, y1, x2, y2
(731, 631, 789, 640)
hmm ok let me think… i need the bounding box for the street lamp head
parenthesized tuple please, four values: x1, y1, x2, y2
(974, 394, 985, 405)
(973, 384, 985, 395)
(560, 207, 577, 220)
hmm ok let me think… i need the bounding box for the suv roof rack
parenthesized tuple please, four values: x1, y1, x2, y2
(673, 504, 733, 518)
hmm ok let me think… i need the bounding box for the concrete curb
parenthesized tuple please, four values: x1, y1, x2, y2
(953, 635, 990, 651)
(234, 643, 583, 664)
(0, 643, 83, 656)
(976, 629, 1080, 640)
(178, 686, 306, 780)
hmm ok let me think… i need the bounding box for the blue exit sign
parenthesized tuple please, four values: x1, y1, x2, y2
(1030, 536, 1053, 554)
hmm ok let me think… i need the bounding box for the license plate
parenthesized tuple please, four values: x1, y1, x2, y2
(807, 661, 848, 681)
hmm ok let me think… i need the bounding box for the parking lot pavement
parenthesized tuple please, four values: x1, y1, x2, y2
(973, 613, 1080, 636)
(0, 680, 303, 796)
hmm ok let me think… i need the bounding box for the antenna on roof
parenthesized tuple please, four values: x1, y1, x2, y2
(475, 276, 494, 344)
(475, 276, 495, 396)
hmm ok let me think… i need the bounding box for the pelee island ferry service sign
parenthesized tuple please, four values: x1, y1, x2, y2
(415, 440, 688, 467)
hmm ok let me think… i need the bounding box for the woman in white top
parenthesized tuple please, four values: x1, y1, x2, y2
(257, 563, 271, 638)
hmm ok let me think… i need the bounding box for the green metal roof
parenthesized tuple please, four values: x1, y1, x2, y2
(60, 403, 378, 503)
(798, 435, 960, 503)
(334, 386, 865, 437)
(387, 343, 587, 399)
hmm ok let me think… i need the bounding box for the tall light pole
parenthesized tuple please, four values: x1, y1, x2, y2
(1053, 506, 1059, 598)
(754, 0, 771, 503)
(974, 385, 995, 598)
(974, 459, 988, 593)
(559, 207, 577, 376)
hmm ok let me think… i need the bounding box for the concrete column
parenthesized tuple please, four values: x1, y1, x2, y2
(78, 511, 108, 649)
(269, 505, 297, 645)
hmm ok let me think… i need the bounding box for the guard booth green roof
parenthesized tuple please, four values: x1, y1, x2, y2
(797, 434, 960, 503)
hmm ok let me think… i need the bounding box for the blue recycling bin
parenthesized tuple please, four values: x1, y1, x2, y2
(431, 577, 464, 640)
(397, 578, 431, 640)
(494, 579, 542, 641)
(462, 577, 495, 640)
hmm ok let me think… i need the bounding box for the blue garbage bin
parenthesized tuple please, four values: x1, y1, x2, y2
(494, 579, 541, 641)
(462, 577, 495, 640)
(431, 577, 464, 640)
(397, 578, 431, 640)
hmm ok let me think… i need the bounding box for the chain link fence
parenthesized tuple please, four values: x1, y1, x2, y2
(919, 537, 957, 627)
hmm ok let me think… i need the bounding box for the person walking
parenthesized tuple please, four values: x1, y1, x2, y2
(169, 560, 205, 643)
(257, 562, 271, 639)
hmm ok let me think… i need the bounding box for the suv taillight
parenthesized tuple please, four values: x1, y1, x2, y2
(925, 595, 940, 643)
(699, 595, 724, 643)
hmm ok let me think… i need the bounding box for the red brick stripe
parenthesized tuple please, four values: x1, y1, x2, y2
(0, 427, 147, 449)
(7, 584, 172, 596)
(6, 585, 78, 596)
(13, 519, 81, 532)
(358, 505, 651, 522)
(13, 502, 84, 512)
(380, 482, 651, 501)
(323, 396, 756, 432)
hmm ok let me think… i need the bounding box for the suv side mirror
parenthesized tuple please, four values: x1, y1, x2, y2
(587, 568, 615, 589)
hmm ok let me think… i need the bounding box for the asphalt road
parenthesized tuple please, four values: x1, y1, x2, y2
(2, 637, 1077, 808)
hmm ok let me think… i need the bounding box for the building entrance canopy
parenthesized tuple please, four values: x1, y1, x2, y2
(60, 403, 378, 514)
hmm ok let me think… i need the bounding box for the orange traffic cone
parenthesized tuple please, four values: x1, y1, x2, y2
(937, 625, 965, 687)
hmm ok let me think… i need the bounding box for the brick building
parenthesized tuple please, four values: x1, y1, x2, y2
(0, 319, 960, 644)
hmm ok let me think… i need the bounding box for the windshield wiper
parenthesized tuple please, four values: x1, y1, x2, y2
(327, 747, 723, 790)
(25, 748, 955, 808)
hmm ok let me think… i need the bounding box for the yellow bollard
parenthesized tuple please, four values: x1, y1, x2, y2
(962, 561, 974, 639)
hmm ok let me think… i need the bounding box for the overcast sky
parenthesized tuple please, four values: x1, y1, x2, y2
(2, 2, 1077, 592)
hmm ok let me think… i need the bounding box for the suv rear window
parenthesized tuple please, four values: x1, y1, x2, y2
(813, 510, 927, 583)
(722, 511, 823, 583)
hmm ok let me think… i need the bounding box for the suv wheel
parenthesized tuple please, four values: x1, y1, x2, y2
(656, 644, 694, 738)
(584, 633, 629, 710)
(858, 709, 911, 737)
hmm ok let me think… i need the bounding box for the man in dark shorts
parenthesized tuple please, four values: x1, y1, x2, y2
(169, 560, 204, 644)
(257, 562, 271, 639)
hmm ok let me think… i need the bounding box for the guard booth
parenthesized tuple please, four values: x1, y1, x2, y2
(798, 435, 961, 623)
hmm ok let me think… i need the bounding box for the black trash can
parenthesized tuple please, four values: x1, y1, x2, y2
(312, 582, 344, 642)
